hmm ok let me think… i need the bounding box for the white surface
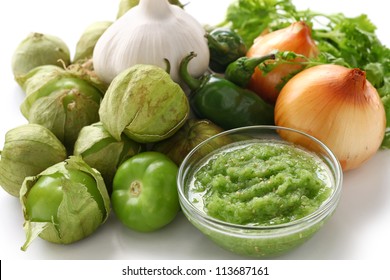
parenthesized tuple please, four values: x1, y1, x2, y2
(0, 0, 389, 260)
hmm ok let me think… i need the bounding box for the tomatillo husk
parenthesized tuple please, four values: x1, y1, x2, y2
(12, 32, 71, 86)
(27, 89, 101, 152)
(74, 122, 143, 191)
(20, 61, 107, 98)
(20, 67, 104, 152)
(152, 119, 226, 165)
(20, 156, 110, 251)
(99, 64, 189, 143)
(73, 21, 112, 63)
(0, 124, 67, 197)
(66, 59, 108, 94)
(17, 65, 65, 94)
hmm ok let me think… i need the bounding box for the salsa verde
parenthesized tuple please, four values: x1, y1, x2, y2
(189, 140, 332, 226)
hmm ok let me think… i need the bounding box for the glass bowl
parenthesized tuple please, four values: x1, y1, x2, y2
(177, 125, 343, 258)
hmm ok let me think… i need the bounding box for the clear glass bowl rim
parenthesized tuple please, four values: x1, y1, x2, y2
(177, 125, 343, 231)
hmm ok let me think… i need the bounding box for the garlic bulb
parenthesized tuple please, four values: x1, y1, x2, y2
(93, 0, 210, 85)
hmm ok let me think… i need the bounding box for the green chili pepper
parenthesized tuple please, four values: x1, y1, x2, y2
(206, 28, 247, 73)
(180, 52, 275, 130)
(225, 53, 276, 87)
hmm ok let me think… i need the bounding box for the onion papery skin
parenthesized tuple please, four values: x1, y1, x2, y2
(247, 21, 319, 105)
(275, 64, 386, 171)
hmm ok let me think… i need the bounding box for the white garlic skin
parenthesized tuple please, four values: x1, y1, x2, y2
(93, 0, 210, 85)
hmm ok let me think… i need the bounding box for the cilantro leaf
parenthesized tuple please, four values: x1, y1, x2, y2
(224, 0, 299, 47)
(221, 0, 390, 148)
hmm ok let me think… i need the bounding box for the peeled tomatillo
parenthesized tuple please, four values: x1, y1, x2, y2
(111, 151, 180, 232)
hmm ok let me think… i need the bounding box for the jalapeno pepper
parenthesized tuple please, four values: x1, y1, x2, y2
(206, 28, 247, 73)
(224, 53, 276, 87)
(180, 52, 275, 130)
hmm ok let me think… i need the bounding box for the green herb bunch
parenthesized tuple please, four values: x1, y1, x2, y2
(221, 0, 390, 147)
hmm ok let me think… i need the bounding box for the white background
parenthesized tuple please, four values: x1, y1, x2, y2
(0, 0, 389, 262)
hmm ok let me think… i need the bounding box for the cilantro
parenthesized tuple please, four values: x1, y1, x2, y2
(223, 0, 299, 47)
(221, 0, 390, 148)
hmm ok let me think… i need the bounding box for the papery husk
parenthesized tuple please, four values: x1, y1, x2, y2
(73, 21, 113, 63)
(19, 64, 104, 151)
(99, 64, 189, 143)
(153, 119, 226, 165)
(12, 32, 71, 86)
(66, 59, 109, 94)
(95, 0, 208, 85)
(74, 122, 143, 190)
(20, 61, 107, 100)
(26, 88, 101, 152)
(16, 65, 65, 92)
(0, 124, 67, 197)
(117, 0, 140, 18)
(20, 156, 110, 251)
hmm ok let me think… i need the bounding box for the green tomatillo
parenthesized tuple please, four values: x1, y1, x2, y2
(12, 32, 71, 86)
(20, 67, 104, 152)
(73, 122, 143, 192)
(111, 151, 180, 232)
(0, 124, 67, 197)
(18, 65, 65, 94)
(152, 118, 225, 165)
(99, 64, 189, 143)
(73, 21, 113, 63)
(20, 156, 110, 251)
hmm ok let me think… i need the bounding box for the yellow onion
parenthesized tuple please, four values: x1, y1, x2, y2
(275, 64, 386, 171)
(247, 21, 319, 104)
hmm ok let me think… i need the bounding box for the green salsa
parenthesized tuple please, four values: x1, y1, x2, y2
(190, 140, 332, 226)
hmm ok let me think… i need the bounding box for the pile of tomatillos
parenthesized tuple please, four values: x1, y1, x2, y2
(1, 0, 389, 251)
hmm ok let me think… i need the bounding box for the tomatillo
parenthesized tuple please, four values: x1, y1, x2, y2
(111, 151, 180, 232)
(20, 70, 104, 152)
(20, 156, 110, 251)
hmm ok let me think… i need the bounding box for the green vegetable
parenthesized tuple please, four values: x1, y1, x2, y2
(206, 27, 247, 73)
(180, 52, 274, 130)
(224, 53, 275, 87)
(73, 21, 113, 63)
(222, 0, 297, 48)
(12, 32, 71, 86)
(222, 0, 390, 148)
(0, 124, 67, 197)
(20, 156, 110, 251)
(152, 118, 225, 165)
(111, 151, 180, 232)
(20, 68, 104, 152)
(17, 65, 64, 93)
(99, 64, 189, 143)
(73, 122, 143, 192)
